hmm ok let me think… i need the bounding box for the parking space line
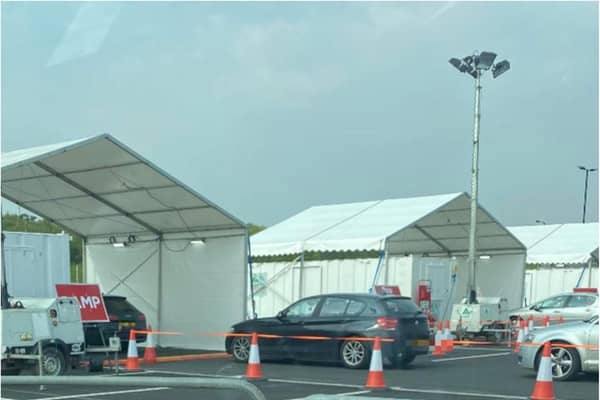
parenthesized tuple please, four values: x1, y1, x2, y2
(33, 387, 169, 400)
(390, 386, 527, 399)
(285, 389, 373, 400)
(431, 352, 512, 362)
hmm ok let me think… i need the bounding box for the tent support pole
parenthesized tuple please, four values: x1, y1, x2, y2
(588, 259, 594, 287)
(157, 236, 163, 342)
(299, 246, 305, 300)
(247, 233, 257, 319)
(82, 237, 87, 283)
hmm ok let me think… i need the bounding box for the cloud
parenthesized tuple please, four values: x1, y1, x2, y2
(47, 3, 121, 67)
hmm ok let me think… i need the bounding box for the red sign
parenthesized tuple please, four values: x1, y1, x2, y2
(56, 284, 109, 322)
(374, 285, 401, 295)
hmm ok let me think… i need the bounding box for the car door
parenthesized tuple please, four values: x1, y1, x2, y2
(296, 296, 350, 361)
(276, 296, 323, 359)
(562, 294, 598, 321)
(583, 317, 599, 372)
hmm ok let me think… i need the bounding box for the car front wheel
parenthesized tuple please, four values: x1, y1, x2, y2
(42, 347, 66, 376)
(340, 339, 370, 369)
(536, 343, 581, 381)
(231, 336, 251, 363)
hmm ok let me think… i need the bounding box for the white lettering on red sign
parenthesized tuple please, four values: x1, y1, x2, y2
(79, 296, 101, 309)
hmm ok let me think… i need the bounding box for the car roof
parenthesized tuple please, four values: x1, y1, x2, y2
(305, 293, 413, 301)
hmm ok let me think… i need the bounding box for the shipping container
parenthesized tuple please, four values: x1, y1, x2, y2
(3, 232, 70, 298)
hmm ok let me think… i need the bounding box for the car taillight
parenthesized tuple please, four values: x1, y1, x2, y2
(376, 317, 398, 330)
(108, 314, 118, 321)
(137, 314, 146, 322)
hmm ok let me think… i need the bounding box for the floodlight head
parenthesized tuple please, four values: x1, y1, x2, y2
(578, 165, 587, 170)
(467, 68, 479, 79)
(463, 56, 474, 65)
(477, 51, 497, 70)
(449, 58, 469, 73)
(492, 60, 510, 78)
(591, 168, 598, 172)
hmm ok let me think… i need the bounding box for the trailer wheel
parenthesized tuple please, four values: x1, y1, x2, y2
(42, 347, 66, 376)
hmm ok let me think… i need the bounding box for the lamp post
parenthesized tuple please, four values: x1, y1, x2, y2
(577, 165, 597, 223)
(535, 220, 547, 225)
(449, 51, 510, 304)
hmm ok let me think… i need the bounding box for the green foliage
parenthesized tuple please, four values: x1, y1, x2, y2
(248, 223, 266, 236)
(253, 249, 380, 263)
(2, 213, 83, 279)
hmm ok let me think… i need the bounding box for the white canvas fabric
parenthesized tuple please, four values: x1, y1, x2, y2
(509, 223, 599, 265)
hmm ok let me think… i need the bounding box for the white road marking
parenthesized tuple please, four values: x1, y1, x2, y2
(33, 387, 169, 400)
(269, 378, 362, 389)
(390, 386, 527, 399)
(145, 369, 243, 379)
(285, 390, 378, 400)
(431, 352, 512, 362)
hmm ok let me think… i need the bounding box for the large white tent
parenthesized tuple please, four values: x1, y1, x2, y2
(251, 193, 527, 318)
(1, 134, 247, 349)
(508, 223, 599, 303)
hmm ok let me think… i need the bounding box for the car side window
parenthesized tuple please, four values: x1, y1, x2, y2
(566, 295, 596, 308)
(345, 300, 366, 316)
(286, 297, 320, 318)
(538, 295, 568, 309)
(318, 297, 349, 317)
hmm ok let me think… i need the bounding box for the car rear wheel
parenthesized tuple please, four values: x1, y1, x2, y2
(340, 339, 370, 369)
(231, 336, 251, 363)
(535, 343, 581, 381)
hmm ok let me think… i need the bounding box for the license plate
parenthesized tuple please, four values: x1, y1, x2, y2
(412, 339, 429, 347)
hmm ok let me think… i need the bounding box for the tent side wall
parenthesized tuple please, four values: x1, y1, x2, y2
(524, 265, 599, 304)
(86, 241, 160, 333)
(160, 236, 246, 350)
(86, 235, 246, 350)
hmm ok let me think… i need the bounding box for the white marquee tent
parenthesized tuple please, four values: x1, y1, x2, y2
(1, 134, 248, 349)
(508, 223, 599, 303)
(251, 193, 527, 318)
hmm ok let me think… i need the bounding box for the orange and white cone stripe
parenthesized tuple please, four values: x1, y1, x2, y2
(365, 336, 387, 390)
(442, 320, 453, 353)
(528, 315, 534, 331)
(529, 342, 556, 400)
(143, 324, 157, 364)
(432, 322, 445, 356)
(125, 329, 141, 371)
(245, 333, 264, 380)
(514, 320, 524, 353)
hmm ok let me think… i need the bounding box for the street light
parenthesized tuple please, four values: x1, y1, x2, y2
(577, 165, 597, 223)
(535, 220, 547, 225)
(449, 51, 510, 305)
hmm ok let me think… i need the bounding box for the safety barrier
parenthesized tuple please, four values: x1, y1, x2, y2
(1, 376, 267, 400)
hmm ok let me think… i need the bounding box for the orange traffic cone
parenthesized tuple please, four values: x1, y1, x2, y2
(245, 333, 264, 380)
(514, 319, 524, 353)
(143, 324, 157, 364)
(529, 342, 556, 400)
(542, 316, 550, 328)
(125, 329, 141, 371)
(441, 320, 453, 353)
(365, 336, 387, 390)
(432, 322, 445, 356)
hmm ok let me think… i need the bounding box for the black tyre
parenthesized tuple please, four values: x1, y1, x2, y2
(88, 359, 104, 373)
(535, 343, 581, 381)
(340, 339, 371, 369)
(231, 336, 251, 363)
(42, 347, 66, 376)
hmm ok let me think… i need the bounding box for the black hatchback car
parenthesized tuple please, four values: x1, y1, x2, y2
(103, 295, 147, 347)
(225, 293, 430, 368)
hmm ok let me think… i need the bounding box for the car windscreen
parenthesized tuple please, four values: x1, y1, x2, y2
(104, 298, 139, 316)
(383, 298, 419, 314)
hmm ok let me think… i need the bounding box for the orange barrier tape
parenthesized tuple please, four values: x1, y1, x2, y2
(134, 330, 183, 335)
(520, 342, 599, 350)
(453, 340, 510, 346)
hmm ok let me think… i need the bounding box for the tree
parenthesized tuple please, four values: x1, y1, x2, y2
(248, 223, 266, 235)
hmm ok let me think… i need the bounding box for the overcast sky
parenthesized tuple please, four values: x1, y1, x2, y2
(2, 1, 598, 227)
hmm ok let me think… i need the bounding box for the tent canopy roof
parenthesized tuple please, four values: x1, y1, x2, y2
(1, 135, 245, 239)
(508, 223, 599, 265)
(251, 192, 525, 256)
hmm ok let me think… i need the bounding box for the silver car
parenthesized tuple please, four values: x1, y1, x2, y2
(518, 315, 599, 381)
(508, 291, 598, 323)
